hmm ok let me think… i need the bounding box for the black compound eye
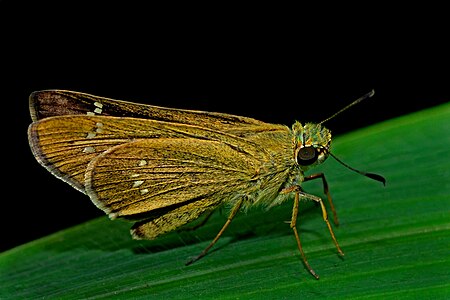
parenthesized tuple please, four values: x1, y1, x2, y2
(296, 146, 318, 166)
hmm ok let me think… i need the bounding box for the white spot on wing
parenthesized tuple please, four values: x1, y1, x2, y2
(95, 122, 104, 133)
(86, 132, 96, 138)
(138, 159, 147, 166)
(83, 146, 96, 153)
(94, 108, 102, 114)
(133, 180, 144, 188)
(94, 102, 103, 108)
(140, 188, 149, 195)
(86, 112, 95, 116)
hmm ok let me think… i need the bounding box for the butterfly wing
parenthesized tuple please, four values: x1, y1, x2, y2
(28, 91, 294, 239)
(84, 137, 267, 239)
(30, 90, 268, 132)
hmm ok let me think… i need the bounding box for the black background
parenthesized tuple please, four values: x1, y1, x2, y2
(1, 2, 448, 252)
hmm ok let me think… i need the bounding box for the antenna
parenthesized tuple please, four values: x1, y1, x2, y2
(329, 152, 386, 185)
(319, 89, 375, 125)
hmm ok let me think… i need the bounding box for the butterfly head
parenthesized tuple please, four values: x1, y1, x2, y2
(292, 121, 331, 168)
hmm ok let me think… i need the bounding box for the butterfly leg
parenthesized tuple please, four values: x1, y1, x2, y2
(283, 185, 344, 279)
(288, 187, 320, 279)
(304, 173, 339, 226)
(185, 197, 244, 266)
(297, 187, 344, 257)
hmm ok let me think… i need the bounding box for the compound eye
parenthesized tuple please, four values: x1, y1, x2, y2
(296, 146, 318, 166)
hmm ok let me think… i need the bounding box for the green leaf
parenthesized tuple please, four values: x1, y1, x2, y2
(2, 103, 449, 299)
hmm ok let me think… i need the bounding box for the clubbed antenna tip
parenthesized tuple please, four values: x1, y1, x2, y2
(329, 152, 386, 186)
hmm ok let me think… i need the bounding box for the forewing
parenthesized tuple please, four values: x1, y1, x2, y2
(85, 138, 265, 221)
(29, 90, 270, 133)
